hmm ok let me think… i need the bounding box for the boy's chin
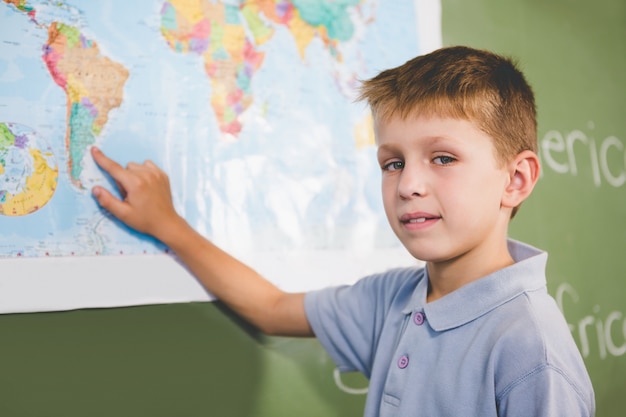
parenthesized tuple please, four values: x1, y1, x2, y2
(399, 243, 435, 263)
(398, 238, 456, 264)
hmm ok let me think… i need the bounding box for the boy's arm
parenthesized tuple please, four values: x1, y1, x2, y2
(90, 147, 313, 337)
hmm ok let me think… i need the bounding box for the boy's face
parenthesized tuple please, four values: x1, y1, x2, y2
(375, 116, 511, 265)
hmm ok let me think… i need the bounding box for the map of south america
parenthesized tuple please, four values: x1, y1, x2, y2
(43, 22, 129, 187)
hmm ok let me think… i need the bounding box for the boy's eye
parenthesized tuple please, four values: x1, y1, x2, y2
(383, 161, 404, 171)
(432, 155, 456, 165)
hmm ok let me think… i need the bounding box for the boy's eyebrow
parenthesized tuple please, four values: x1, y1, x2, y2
(377, 135, 457, 153)
(376, 143, 400, 156)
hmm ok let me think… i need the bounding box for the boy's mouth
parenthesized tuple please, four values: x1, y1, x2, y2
(399, 212, 440, 224)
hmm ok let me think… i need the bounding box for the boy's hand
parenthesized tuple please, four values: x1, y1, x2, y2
(90, 147, 311, 337)
(90, 147, 180, 241)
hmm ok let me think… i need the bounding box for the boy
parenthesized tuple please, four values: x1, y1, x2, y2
(91, 46, 595, 416)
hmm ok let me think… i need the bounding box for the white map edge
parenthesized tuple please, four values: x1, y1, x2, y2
(0, 0, 441, 314)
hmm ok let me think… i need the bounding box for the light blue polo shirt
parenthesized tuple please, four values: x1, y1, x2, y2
(304, 240, 595, 417)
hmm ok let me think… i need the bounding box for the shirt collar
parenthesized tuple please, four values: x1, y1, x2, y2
(401, 239, 548, 332)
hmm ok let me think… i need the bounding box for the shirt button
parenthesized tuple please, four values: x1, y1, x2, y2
(413, 311, 425, 326)
(397, 355, 409, 369)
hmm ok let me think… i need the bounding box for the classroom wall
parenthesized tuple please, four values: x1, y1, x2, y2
(0, 1, 624, 416)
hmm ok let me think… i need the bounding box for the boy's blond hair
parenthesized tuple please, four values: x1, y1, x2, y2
(358, 46, 538, 166)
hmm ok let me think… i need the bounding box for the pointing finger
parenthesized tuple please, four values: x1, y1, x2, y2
(91, 146, 130, 183)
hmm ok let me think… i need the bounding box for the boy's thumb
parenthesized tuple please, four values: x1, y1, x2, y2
(92, 185, 107, 205)
(92, 186, 126, 219)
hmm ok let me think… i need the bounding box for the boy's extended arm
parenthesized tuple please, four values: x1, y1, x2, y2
(90, 147, 313, 337)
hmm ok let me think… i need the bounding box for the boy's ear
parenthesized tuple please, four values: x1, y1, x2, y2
(501, 150, 541, 209)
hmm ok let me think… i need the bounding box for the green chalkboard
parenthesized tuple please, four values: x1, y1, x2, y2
(0, 1, 624, 416)
(0, 302, 369, 416)
(442, 0, 626, 415)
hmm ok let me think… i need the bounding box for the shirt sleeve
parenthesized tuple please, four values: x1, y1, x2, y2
(497, 365, 595, 417)
(304, 267, 421, 378)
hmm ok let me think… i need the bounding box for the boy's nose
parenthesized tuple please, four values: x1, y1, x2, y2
(397, 167, 427, 199)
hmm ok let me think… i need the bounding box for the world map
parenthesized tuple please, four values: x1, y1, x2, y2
(0, 0, 434, 258)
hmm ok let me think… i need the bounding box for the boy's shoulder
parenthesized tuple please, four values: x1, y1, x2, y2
(488, 290, 595, 411)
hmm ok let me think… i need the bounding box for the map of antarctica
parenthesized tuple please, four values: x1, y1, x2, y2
(1, 0, 434, 258)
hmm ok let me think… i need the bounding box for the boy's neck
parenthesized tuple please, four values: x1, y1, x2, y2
(425, 240, 515, 303)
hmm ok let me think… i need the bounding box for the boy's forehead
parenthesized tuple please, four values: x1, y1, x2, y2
(373, 113, 477, 137)
(373, 114, 497, 150)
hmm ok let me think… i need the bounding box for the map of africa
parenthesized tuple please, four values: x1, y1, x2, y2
(1, 0, 434, 259)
